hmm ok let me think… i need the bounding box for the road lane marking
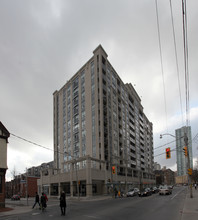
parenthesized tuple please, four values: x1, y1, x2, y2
(171, 188, 185, 200)
(83, 215, 100, 219)
(32, 212, 40, 215)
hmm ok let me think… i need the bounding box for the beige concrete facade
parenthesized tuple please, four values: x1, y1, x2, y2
(0, 122, 10, 207)
(175, 175, 188, 185)
(38, 45, 155, 197)
(0, 132, 8, 169)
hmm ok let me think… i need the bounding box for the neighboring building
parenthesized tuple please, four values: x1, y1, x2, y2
(163, 169, 175, 186)
(176, 126, 193, 176)
(27, 161, 54, 177)
(6, 175, 39, 198)
(155, 170, 164, 186)
(155, 168, 175, 186)
(154, 162, 161, 171)
(0, 122, 10, 207)
(5, 161, 53, 198)
(175, 175, 188, 185)
(38, 45, 155, 197)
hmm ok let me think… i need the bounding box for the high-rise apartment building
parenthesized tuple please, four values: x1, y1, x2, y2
(175, 126, 193, 176)
(38, 45, 154, 197)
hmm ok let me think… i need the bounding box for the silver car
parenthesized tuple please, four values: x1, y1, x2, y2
(126, 188, 139, 197)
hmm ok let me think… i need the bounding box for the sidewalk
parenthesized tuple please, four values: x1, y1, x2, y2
(0, 195, 112, 218)
(181, 187, 198, 220)
(0, 203, 32, 218)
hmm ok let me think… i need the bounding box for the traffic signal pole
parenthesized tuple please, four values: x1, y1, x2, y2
(184, 131, 193, 198)
(160, 131, 193, 198)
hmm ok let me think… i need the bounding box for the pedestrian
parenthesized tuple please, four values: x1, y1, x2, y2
(40, 192, 47, 211)
(60, 191, 66, 216)
(32, 192, 40, 209)
(44, 193, 48, 203)
(118, 190, 121, 198)
(114, 188, 118, 198)
(195, 183, 197, 190)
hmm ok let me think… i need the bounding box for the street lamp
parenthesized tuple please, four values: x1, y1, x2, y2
(160, 133, 176, 139)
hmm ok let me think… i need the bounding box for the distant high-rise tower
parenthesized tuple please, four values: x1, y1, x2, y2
(175, 126, 193, 176)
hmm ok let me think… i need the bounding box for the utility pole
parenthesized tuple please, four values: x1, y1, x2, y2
(184, 130, 193, 198)
(26, 168, 28, 206)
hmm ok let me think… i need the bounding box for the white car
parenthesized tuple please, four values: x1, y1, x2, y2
(159, 186, 172, 195)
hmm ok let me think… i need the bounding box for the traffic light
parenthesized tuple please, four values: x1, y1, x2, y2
(187, 168, 192, 175)
(166, 147, 171, 159)
(183, 146, 188, 157)
(112, 166, 116, 174)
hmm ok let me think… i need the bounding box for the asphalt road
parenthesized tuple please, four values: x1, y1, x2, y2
(2, 186, 187, 220)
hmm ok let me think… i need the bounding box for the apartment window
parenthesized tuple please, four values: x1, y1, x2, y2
(82, 120, 85, 130)
(67, 86, 71, 95)
(73, 77, 79, 90)
(73, 105, 79, 115)
(73, 133, 79, 143)
(73, 88, 79, 98)
(73, 123, 79, 133)
(81, 70, 85, 82)
(112, 72, 116, 89)
(82, 111, 85, 120)
(81, 91, 85, 102)
(73, 114, 79, 125)
(67, 120, 71, 129)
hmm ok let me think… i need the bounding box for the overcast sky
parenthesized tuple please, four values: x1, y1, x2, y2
(0, 0, 197, 180)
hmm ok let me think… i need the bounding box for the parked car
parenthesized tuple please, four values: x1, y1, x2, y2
(159, 186, 172, 195)
(151, 187, 159, 194)
(11, 195, 20, 200)
(126, 188, 139, 197)
(138, 188, 152, 197)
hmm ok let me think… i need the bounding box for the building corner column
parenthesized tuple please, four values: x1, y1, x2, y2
(86, 157, 92, 197)
(70, 163, 74, 197)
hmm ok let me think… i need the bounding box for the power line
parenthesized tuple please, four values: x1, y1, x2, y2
(155, 0, 169, 135)
(154, 139, 176, 151)
(169, 0, 184, 126)
(11, 132, 198, 162)
(11, 133, 54, 152)
(154, 135, 187, 151)
(155, 133, 198, 157)
(182, 0, 190, 127)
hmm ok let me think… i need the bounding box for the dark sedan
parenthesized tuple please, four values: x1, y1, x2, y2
(138, 188, 152, 197)
(151, 187, 159, 193)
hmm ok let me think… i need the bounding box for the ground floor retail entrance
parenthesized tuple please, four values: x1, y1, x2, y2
(37, 156, 155, 197)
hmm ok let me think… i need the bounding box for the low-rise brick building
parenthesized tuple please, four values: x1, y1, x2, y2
(6, 175, 39, 198)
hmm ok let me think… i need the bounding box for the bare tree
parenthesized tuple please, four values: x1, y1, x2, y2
(11, 166, 17, 180)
